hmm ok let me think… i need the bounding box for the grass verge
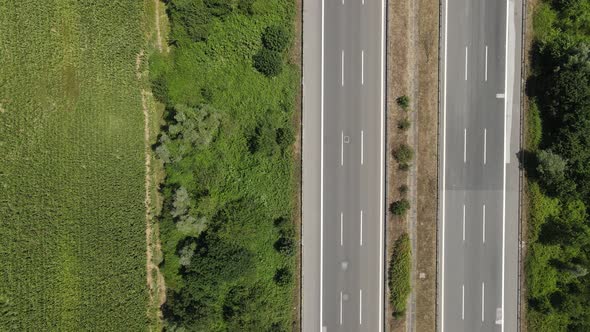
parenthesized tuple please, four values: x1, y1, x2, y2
(149, 1, 299, 330)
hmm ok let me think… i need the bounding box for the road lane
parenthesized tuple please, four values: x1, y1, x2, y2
(303, 0, 385, 331)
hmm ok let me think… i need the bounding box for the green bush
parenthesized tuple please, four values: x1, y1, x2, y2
(276, 127, 295, 150)
(262, 25, 291, 52)
(388, 233, 411, 318)
(398, 117, 411, 131)
(396, 95, 410, 110)
(394, 144, 414, 167)
(390, 199, 410, 217)
(254, 48, 283, 77)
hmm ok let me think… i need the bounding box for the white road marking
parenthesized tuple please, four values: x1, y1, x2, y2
(485, 45, 488, 81)
(441, 0, 448, 327)
(341, 131, 344, 166)
(496, 93, 505, 98)
(465, 46, 468, 81)
(483, 204, 486, 244)
(359, 289, 363, 325)
(340, 212, 344, 246)
(482, 282, 485, 322)
(360, 210, 363, 246)
(462, 285, 465, 320)
(462, 204, 465, 242)
(361, 50, 365, 85)
(464, 128, 467, 163)
(341, 50, 344, 86)
(502, 0, 509, 329)
(361, 130, 364, 165)
(320, 0, 324, 328)
(484, 128, 487, 165)
(340, 291, 343, 325)
(379, 0, 385, 329)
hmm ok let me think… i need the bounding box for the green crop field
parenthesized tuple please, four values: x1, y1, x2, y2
(0, 1, 152, 330)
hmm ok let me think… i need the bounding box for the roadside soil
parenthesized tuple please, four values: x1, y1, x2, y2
(292, 0, 303, 330)
(141, 0, 169, 329)
(386, 0, 439, 330)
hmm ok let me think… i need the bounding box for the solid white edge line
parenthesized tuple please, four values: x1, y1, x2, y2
(379, 0, 385, 329)
(341, 212, 343, 246)
(485, 45, 489, 82)
(502, 0, 509, 329)
(483, 204, 486, 244)
(484, 128, 487, 165)
(465, 46, 468, 81)
(359, 289, 363, 325)
(361, 50, 365, 85)
(360, 210, 363, 246)
(462, 285, 465, 320)
(361, 130, 364, 165)
(441, 0, 448, 328)
(462, 204, 465, 242)
(464, 128, 467, 163)
(482, 282, 485, 322)
(320, 0, 324, 329)
(340, 291, 343, 325)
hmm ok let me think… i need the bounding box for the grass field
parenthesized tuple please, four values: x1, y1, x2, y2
(0, 1, 152, 330)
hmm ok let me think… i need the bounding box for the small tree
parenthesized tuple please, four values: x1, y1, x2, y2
(396, 95, 410, 110)
(274, 267, 293, 286)
(262, 25, 290, 52)
(253, 48, 283, 77)
(390, 199, 410, 217)
(394, 144, 414, 168)
(398, 117, 411, 131)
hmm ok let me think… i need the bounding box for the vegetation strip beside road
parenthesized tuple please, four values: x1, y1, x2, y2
(0, 1, 151, 330)
(149, 0, 299, 330)
(525, 0, 590, 330)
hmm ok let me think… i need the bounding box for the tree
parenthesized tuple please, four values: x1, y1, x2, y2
(393, 144, 414, 168)
(396, 95, 410, 110)
(390, 199, 410, 217)
(274, 267, 292, 286)
(171, 187, 191, 218)
(536, 150, 567, 192)
(398, 117, 411, 131)
(262, 26, 290, 52)
(254, 48, 283, 77)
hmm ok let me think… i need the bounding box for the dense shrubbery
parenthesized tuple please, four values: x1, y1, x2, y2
(388, 233, 412, 318)
(151, 0, 297, 330)
(526, 0, 590, 329)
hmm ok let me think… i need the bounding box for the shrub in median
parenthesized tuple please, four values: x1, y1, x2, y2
(388, 233, 412, 318)
(394, 144, 414, 168)
(396, 95, 410, 110)
(262, 25, 290, 52)
(390, 198, 410, 217)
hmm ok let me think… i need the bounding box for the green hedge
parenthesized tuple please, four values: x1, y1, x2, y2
(388, 233, 412, 318)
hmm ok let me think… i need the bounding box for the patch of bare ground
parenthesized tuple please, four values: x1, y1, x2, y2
(138, 1, 170, 330)
(387, 0, 439, 330)
(292, 0, 303, 330)
(520, 0, 538, 330)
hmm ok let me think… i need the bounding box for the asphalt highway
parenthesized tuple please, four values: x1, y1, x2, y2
(438, 0, 522, 331)
(302, 0, 386, 331)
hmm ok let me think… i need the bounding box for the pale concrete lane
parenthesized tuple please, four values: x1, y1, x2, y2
(439, 0, 521, 331)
